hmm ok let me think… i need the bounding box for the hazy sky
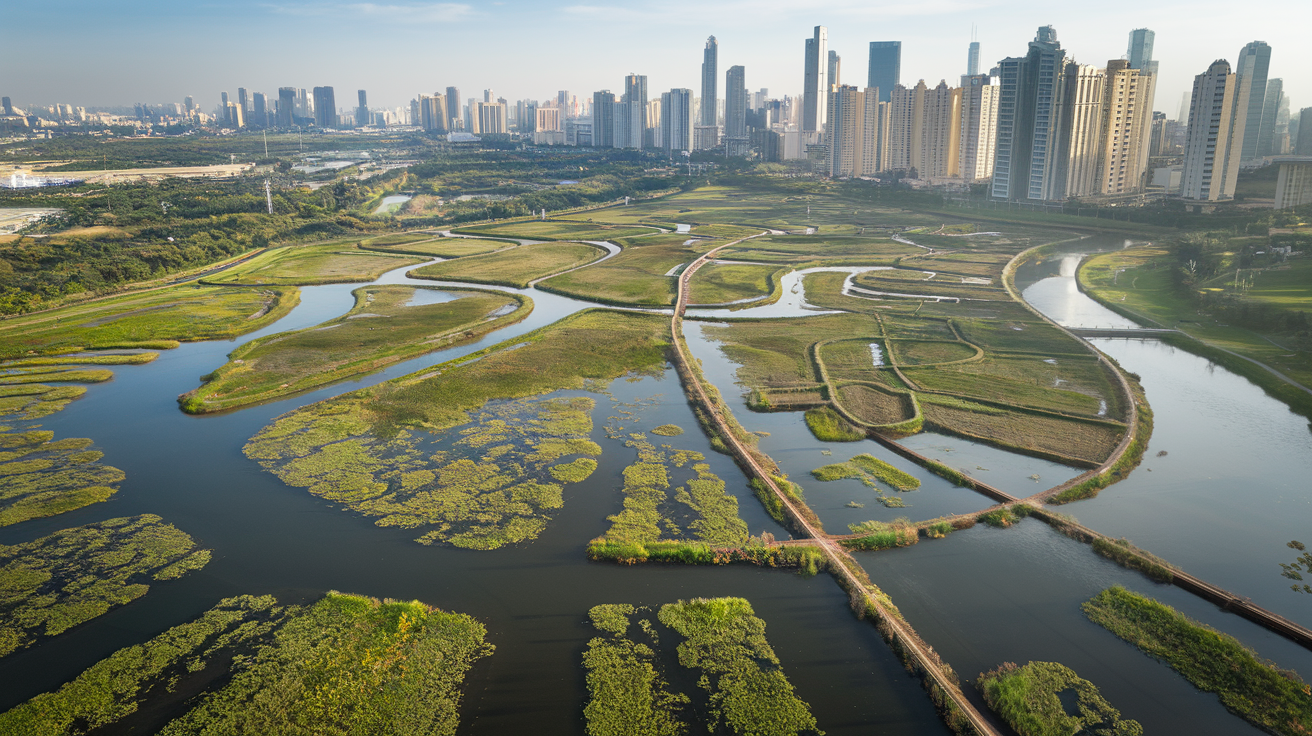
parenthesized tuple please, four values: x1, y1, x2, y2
(7, 0, 1310, 119)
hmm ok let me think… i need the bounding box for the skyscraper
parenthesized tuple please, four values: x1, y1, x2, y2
(992, 26, 1069, 201)
(867, 41, 901, 103)
(920, 81, 961, 179)
(1181, 59, 1249, 202)
(661, 88, 693, 154)
(312, 87, 336, 128)
(1096, 60, 1156, 195)
(445, 87, 461, 130)
(1257, 78, 1283, 157)
(701, 36, 718, 128)
(958, 75, 999, 180)
(184, 96, 194, 114)
(725, 66, 748, 156)
(826, 85, 866, 177)
(252, 92, 267, 128)
(417, 94, 448, 133)
(356, 90, 369, 128)
(828, 51, 841, 88)
(967, 41, 980, 77)
(237, 88, 249, 112)
(1298, 108, 1312, 156)
(803, 26, 828, 133)
(1059, 64, 1106, 198)
(2, 97, 12, 116)
(277, 88, 295, 127)
(1127, 29, 1158, 74)
(622, 74, 648, 149)
(1235, 41, 1271, 161)
(887, 81, 926, 172)
(593, 91, 616, 148)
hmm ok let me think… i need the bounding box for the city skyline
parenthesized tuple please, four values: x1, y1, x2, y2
(8, 1, 1309, 121)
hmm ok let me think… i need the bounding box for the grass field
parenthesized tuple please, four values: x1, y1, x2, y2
(688, 262, 781, 305)
(906, 368, 1105, 416)
(888, 339, 980, 366)
(837, 384, 914, 425)
(412, 242, 605, 288)
(540, 234, 710, 306)
(181, 286, 527, 413)
(819, 340, 888, 382)
(204, 242, 425, 286)
(1080, 246, 1312, 395)
(362, 236, 511, 258)
(454, 219, 658, 241)
(920, 399, 1122, 465)
(703, 313, 881, 388)
(0, 284, 299, 359)
(722, 234, 920, 264)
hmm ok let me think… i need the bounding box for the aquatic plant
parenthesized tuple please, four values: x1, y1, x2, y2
(976, 661, 1142, 736)
(0, 514, 210, 657)
(650, 424, 684, 436)
(658, 598, 822, 736)
(0, 431, 123, 526)
(583, 604, 689, 736)
(803, 407, 865, 442)
(1084, 586, 1312, 736)
(843, 519, 918, 551)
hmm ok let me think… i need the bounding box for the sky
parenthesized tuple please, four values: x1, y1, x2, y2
(6, 0, 1310, 120)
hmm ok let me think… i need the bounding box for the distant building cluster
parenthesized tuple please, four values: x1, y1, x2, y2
(3, 22, 1306, 209)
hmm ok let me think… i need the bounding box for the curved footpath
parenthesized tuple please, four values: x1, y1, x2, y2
(671, 233, 1002, 736)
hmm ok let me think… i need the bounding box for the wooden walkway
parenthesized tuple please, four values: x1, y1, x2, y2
(671, 234, 1003, 736)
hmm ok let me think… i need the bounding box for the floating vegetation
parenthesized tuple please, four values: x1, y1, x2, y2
(1, 353, 158, 368)
(845, 501, 864, 508)
(0, 384, 87, 421)
(583, 604, 690, 736)
(0, 431, 123, 526)
(843, 519, 918, 550)
(0, 592, 493, 736)
(550, 457, 599, 483)
(600, 433, 747, 548)
(248, 396, 601, 550)
(1084, 586, 1312, 736)
(0, 368, 113, 385)
(658, 598, 822, 736)
(803, 406, 864, 442)
(976, 661, 1143, 736)
(0, 514, 210, 657)
(1282, 540, 1312, 594)
(810, 454, 919, 508)
(651, 424, 684, 436)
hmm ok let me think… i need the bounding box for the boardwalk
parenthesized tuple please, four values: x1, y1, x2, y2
(671, 234, 1002, 736)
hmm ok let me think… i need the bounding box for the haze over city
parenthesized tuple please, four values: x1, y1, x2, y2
(7, 0, 1310, 113)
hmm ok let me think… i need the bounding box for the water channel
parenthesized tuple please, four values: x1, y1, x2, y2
(5, 233, 1312, 734)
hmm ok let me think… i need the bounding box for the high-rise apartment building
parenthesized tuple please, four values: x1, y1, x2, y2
(886, 82, 923, 172)
(920, 81, 961, 179)
(621, 74, 647, 149)
(803, 26, 828, 133)
(237, 88, 249, 112)
(312, 87, 337, 128)
(828, 51, 841, 88)
(1096, 60, 1157, 195)
(184, 96, 194, 114)
(252, 93, 267, 127)
(662, 88, 693, 154)
(294, 89, 310, 119)
(1235, 41, 1271, 162)
(417, 94, 448, 133)
(224, 102, 244, 128)
(476, 101, 507, 135)
(536, 106, 562, 133)
(867, 41, 901, 103)
(1298, 109, 1312, 155)
(277, 88, 295, 127)
(725, 65, 748, 156)
(1181, 60, 1248, 202)
(958, 75, 999, 181)
(826, 85, 866, 177)
(992, 26, 1068, 201)
(1059, 64, 1106, 198)
(593, 91, 616, 148)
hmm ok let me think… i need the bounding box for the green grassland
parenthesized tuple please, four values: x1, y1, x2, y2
(412, 242, 606, 288)
(181, 286, 528, 413)
(976, 661, 1142, 736)
(454, 219, 658, 241)
(0, 284, 298, 360)
(721, 234, 920, 265)
(0, 592, 492, 736)
(1080, 246, 1312, 403)
(0, 429, 124, 526)
(539, 234, 712, 306)
(836, 384, 915, 425)
(850, 270, 1007, 301)
(362, 235, 513, 258)
(204, 242, 426, 286)
(0, 514, 210, 657)
(245, 310, 669, 548)
(1084, 586, 1312, 735)
(703, 313, 882, 388)
(688, 262, 782, 306)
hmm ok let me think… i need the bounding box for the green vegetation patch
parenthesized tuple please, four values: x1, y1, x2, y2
(977, 661, 1142, 736)
(583, 603, 690, 736)
(2, 353, 157, 367)
(650, 424, 684, 436)
(457, 219, 656, 241)
(365, 236, 511, 258)
(0, 284, 298, 360)
(413, 241, 606, 288)
(844, 519, 919, 550)
(0, 592, 493, 736)
(888, 339, 979, 366)
(182, 286, 527, 413)
(804, 407, 864, 442)
(0, 514, 210, 657)
(836, 384, 914, 426)
(919, 401, 1122, 466)
(540, 234, 707, 306)
(704, 313, 881, 389)
(688, 262, 780, 305)
(0, 384, 86, 420)
(812, 454, 918, 492)
(205, 242, 425, 286)
(0, 368, 112, 385)
(0, 431, 123, 526)
(658, 597, 822, 736)
(1084, 586, 1312, 735)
